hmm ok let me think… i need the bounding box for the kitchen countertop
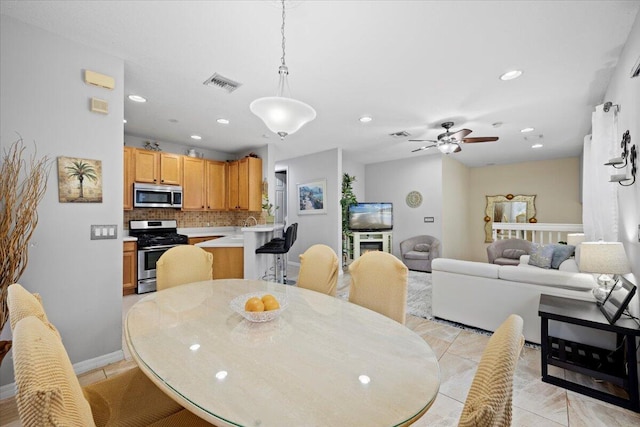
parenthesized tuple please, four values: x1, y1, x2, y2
(196, 234, 244, 248)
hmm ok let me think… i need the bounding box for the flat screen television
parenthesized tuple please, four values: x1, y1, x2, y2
(348, 202, 393, 231)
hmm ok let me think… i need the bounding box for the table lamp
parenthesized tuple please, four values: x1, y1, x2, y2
(579, 242, 631, 304)
(567, 233, 585, 263)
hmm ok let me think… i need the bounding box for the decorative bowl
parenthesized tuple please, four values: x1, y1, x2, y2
(230, 292, 288, 323)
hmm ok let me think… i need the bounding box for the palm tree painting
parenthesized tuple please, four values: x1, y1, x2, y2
(57, 156, 102, 202)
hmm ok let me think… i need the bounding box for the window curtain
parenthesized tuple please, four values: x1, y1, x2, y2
(582, 104, 619, 242)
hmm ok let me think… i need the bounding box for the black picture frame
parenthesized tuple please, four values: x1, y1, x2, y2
(599, 275, 636, 324)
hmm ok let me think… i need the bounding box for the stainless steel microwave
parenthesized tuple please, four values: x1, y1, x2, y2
(133, 183, 183, 208)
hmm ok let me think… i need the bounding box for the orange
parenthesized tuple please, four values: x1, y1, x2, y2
(245, 297, 265, 312)
(263, 298, 280, 311)
(261, 294, 276, 303)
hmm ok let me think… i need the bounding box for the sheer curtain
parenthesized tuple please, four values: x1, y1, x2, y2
(582, 104, 619, 242)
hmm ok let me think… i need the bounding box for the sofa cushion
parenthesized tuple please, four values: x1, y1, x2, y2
(550, 244, 575, 269)
(404, 250, 430, 260)
(432, 258, 500, 279)
(414, 243, 431, 252)
(499, 266, 595, 290)
(503, 249, 527, 259)
(558, 258, 579, 272)
(528, 244, 554, 269)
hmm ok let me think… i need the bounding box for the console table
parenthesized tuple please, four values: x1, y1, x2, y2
(538, 294, 640, 412)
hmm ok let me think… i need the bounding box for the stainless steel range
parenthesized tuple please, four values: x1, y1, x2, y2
(129, 220, 188, 294)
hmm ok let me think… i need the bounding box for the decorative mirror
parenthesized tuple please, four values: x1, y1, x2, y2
(484, 194, 536, 242)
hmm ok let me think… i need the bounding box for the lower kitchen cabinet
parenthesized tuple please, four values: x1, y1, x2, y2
(123, 241, 137, 295)
(202, 247, 244, 279)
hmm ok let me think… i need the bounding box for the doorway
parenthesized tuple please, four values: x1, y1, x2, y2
(275, 169, 287, 225)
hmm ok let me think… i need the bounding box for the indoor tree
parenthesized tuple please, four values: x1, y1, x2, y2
(340, 173, 357, 265)
(0, 137, 50, 365)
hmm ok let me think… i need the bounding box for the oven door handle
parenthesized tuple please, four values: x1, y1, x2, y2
(139, 244, 182, 251)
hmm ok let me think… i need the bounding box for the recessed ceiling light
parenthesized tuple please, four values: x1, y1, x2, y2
(359, 116, 372, 123)
(191, 135, 202, 140)
(499, 70, 523, 81)
(217, 118, 229, 125)
(532, 143, 543, 149)
(520, 127, 535, 133)
(123, 119, 127, 124)
(128, 94, 147, 103)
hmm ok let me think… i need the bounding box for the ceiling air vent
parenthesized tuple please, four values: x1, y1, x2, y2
(203, 73, 242, 93)
(389, 131, 411, 138)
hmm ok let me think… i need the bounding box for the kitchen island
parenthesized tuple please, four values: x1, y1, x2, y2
(195, 223, 284, 280)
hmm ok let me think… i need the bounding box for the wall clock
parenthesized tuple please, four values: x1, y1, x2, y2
(406, 191, 423, 208)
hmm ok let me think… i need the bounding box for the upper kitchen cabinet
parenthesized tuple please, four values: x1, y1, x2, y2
(182, 156, 205, 210)
(134, 149, 181, 185)
(123, 146, 135, 210)
(206, 160, 227, 210)
(228, 157, 262, 211)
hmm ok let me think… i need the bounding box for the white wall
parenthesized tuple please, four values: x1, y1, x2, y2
(603, 14, 640, 279)
(275, 148, 342, 264)
(365, 154, 443, 257)
(1, 16, 124, 387)
(342, 155, 366, 201)
(124, 134, 236, 161)
(441, 156, 471, 259)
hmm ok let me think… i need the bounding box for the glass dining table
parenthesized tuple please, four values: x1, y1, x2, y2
(125, 279, 440, 426)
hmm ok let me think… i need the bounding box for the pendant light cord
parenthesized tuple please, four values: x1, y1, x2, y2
(280, 0, 286, 67)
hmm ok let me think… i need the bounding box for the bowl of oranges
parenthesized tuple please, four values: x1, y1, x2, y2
(230, 292, 288, 322)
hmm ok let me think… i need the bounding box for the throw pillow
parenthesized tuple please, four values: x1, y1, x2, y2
(502, 249, 527, 259)
(550, 244, 575, 269)
(414, 243, 431, 252)
(528, 244, 554, 269)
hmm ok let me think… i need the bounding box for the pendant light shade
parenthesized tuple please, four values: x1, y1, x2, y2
(437, 142, 459, 154)
(250, 0, 316, 139)
(250, 96, 316, 139)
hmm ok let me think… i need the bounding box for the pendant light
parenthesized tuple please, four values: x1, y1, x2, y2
(250, 0, 316, 139)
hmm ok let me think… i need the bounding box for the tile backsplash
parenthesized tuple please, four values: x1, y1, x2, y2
(124, 209, 264, 229)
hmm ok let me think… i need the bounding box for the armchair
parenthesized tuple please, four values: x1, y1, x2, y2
(399, 235, 441, 273)
(487, 238, 533, 265)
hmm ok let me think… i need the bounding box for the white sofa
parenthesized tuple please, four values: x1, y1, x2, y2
(432, 256, 597, 344)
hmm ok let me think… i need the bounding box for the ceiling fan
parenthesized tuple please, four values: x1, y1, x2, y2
(409, 122, 499, 154)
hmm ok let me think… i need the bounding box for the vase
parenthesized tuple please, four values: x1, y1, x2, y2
(266, 215, 275, 224)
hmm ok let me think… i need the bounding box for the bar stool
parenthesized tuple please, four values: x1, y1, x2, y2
(255, 223, 297, 284)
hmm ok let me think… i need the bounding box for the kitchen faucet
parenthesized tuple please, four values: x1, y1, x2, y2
(243, 216, 258, 227)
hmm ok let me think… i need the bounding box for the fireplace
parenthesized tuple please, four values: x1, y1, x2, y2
(360, 241, 383, 254)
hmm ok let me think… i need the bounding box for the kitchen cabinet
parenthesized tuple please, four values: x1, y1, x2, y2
(123, 241, 137, 295)
(123, 147, 135, 210)
(183, 159, 227, 211)
(188, 236, 221, 245)
(202, 247, 244, 279)
(206, 160, 227, 210)
(134, 149, 181, 185)
(182, 156, 205, 210)
(227, 157, 262, 211)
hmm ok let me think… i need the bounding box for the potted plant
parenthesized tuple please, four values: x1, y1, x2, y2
(340, 173, 357, 264)
(262, 196, 277, 223)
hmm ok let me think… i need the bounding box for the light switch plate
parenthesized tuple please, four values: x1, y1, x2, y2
(424, 217, 435, 223)
(91, 224, 118, 240)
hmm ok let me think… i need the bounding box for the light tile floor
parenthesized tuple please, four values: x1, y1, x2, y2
(2, 267, 640, 426)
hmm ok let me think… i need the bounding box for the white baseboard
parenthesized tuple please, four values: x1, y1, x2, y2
(0, 350, 124, 400)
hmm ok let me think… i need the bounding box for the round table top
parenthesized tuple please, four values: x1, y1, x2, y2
(125, 279, 440, 427)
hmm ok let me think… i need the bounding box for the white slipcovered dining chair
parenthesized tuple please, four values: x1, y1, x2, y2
(156, 245, 213, 291)
(297, 244, 339, 296)
(348, 251, 408, 324)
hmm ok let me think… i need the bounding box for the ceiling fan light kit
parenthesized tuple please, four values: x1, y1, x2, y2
(409, 121, 498, 154)
(250, 0, 316, 139)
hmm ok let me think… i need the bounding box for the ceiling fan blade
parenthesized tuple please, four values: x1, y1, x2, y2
(449, 129, 472, 140)
(462, 137, 499, 143)
(411, 144, 436, 152)
(408, 139, 437, 143)
(454, 145, 462, 153)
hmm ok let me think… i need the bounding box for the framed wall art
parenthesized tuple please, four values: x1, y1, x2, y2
(57, 156, 102, 203)
(297, 179, 326, 215)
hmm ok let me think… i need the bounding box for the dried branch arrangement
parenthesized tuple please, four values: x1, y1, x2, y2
(0, 137, 50, 365)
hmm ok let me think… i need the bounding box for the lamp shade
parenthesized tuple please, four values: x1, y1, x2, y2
(579, 242, 631, 274)
(250, 96, 316, 139)
(566, 233, 585, 247)
(437, 142, 458, 154)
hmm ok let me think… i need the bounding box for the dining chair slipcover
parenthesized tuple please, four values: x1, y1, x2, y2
(298, 244, 339, 296)
(12, 316, 202, 426)
(156, 245, 213, 291)
(348, 251, 408, 324)
(458, 314, 524, 427)
(7, 283, 60, 338)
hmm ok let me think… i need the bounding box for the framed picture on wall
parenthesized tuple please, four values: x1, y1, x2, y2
(57, 156, 103, 203)
(297, 179, 326, 215)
